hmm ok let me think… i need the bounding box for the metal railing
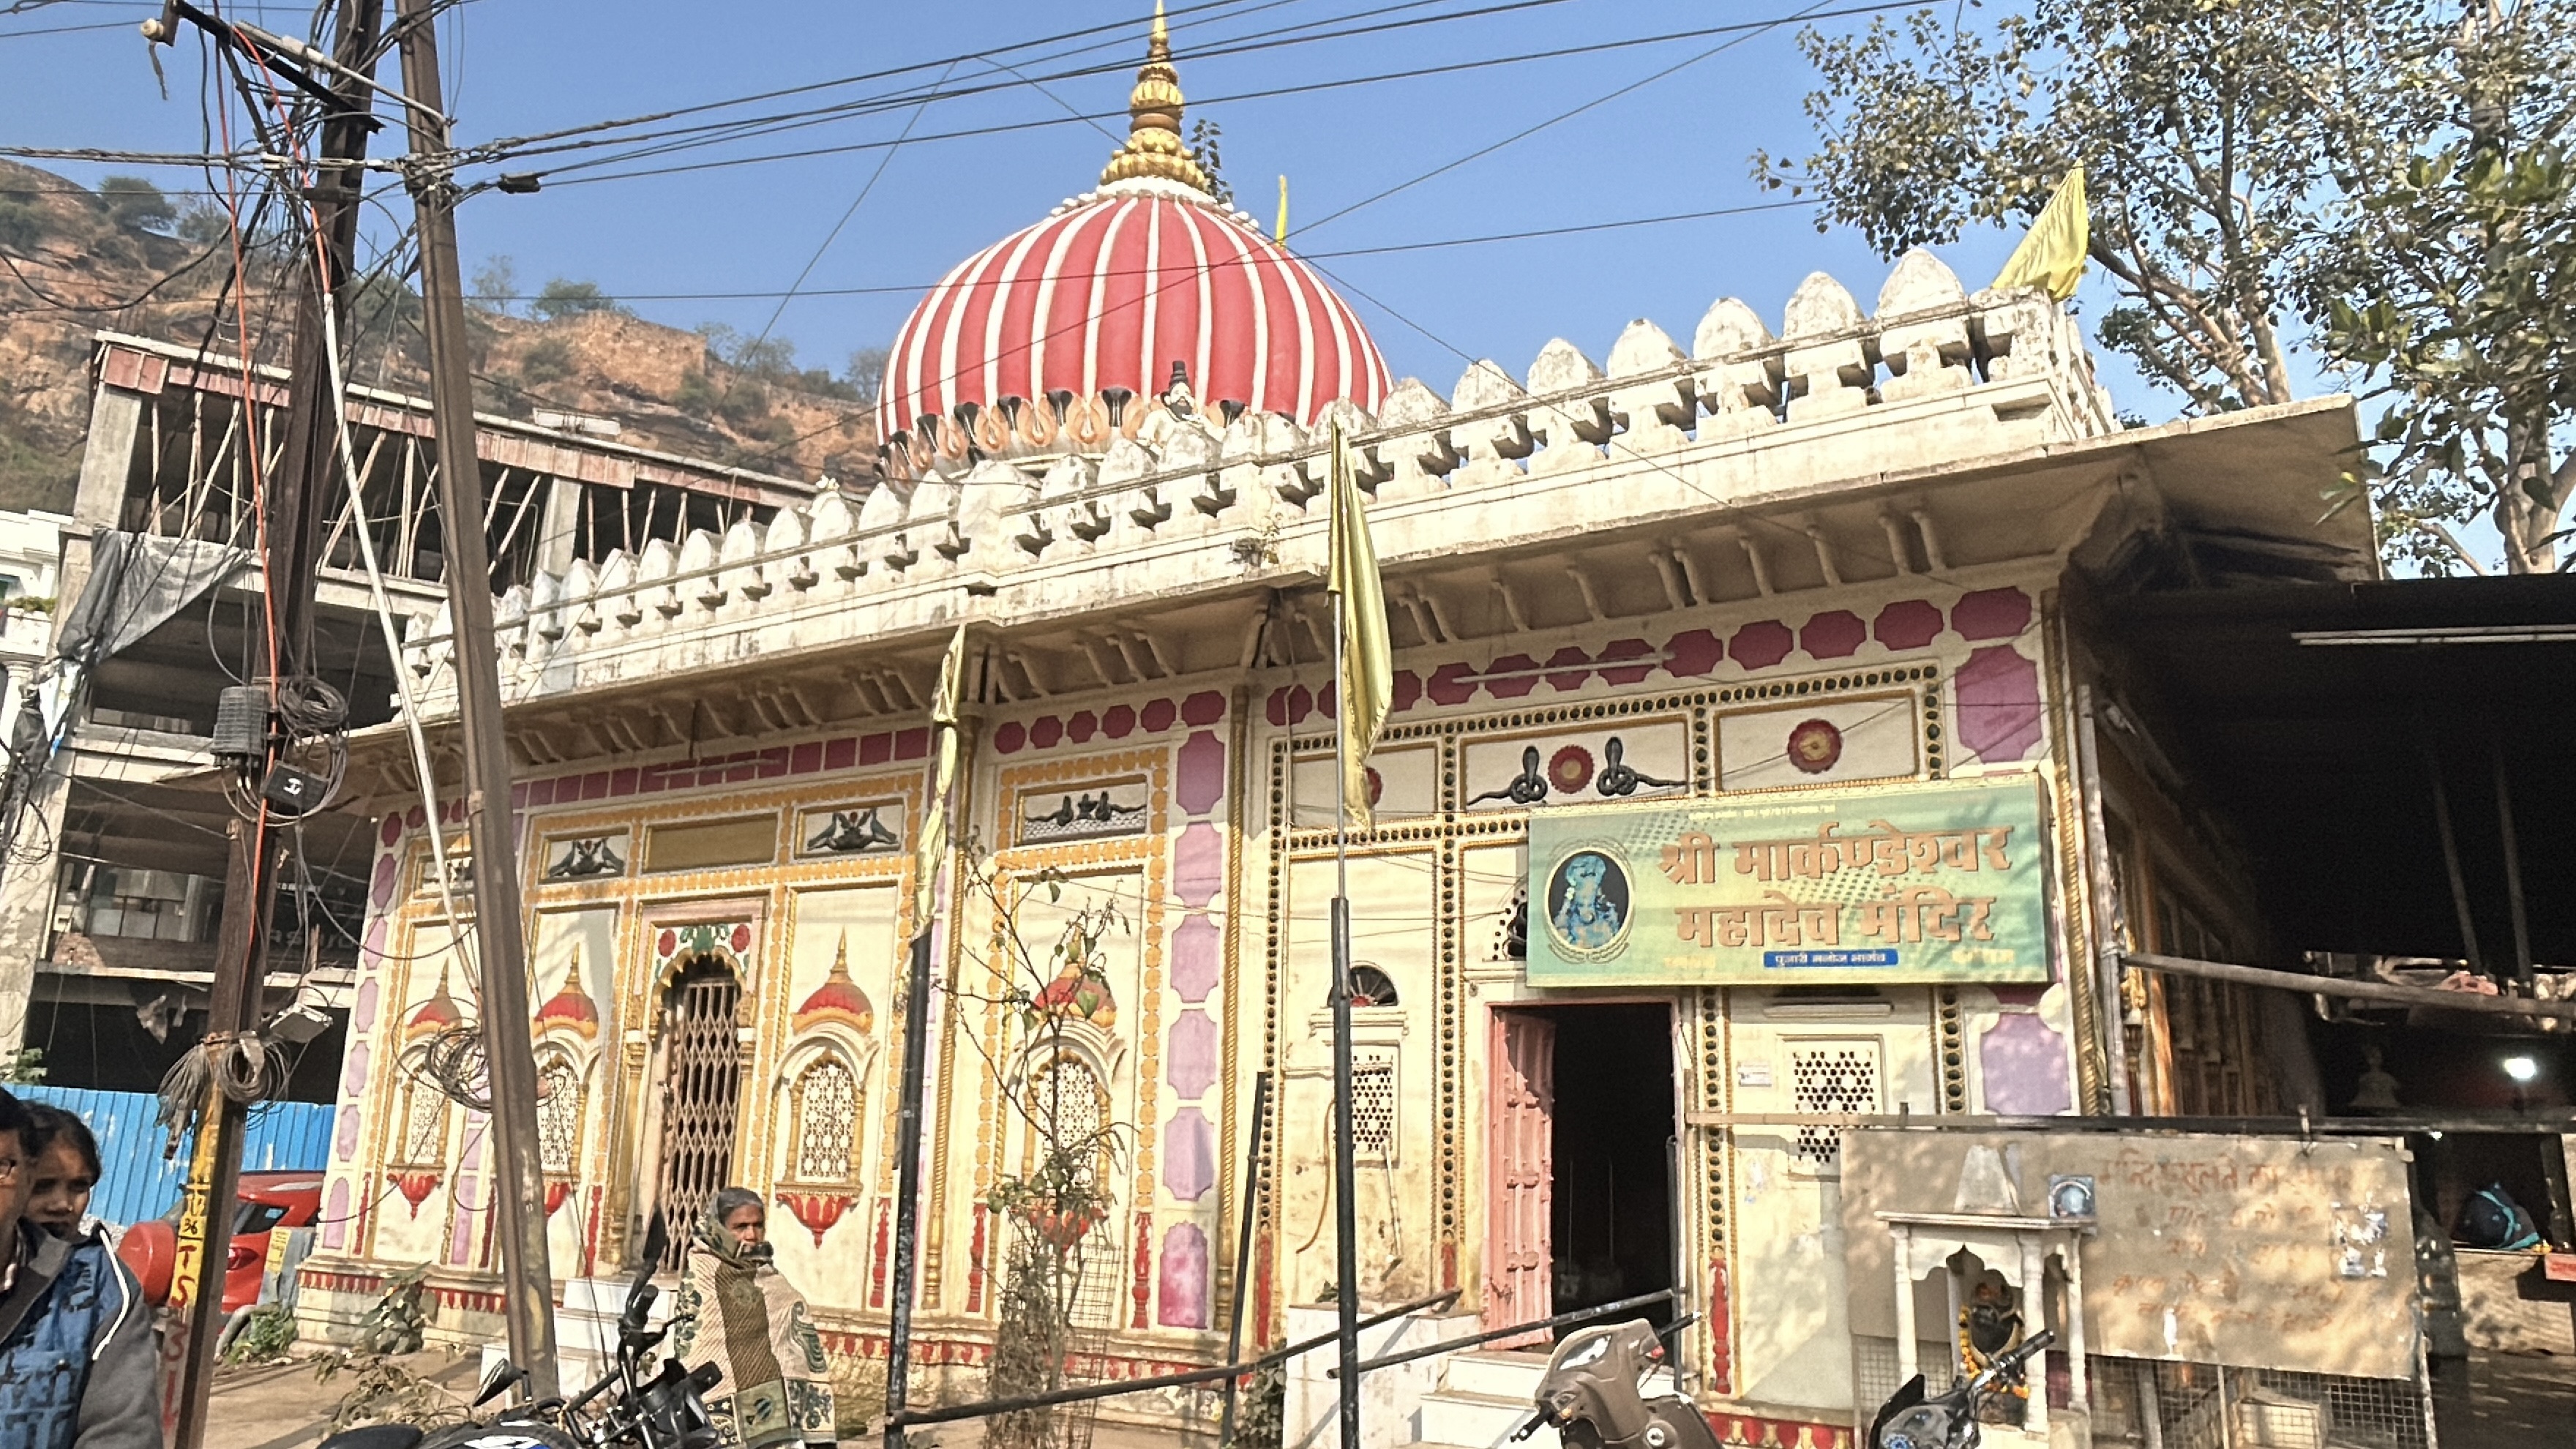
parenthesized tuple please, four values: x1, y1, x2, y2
(880, 1288, 1461, 1429)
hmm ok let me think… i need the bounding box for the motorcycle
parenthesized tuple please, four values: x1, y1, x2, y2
(319, 1216, 724, 1449)
(1513, 1317, 1717, 1449)
(1868, 1328, 2056, 1449)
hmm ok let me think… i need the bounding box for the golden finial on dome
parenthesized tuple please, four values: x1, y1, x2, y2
(1099, 0, 1212, 193)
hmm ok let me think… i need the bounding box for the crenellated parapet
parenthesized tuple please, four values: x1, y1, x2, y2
(399, 252, 2118, 712)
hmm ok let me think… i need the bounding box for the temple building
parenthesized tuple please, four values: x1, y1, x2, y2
(296, 15, 2405, 1447)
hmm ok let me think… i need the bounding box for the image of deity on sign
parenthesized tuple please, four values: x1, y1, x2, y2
(1546, 850, 1630, 954)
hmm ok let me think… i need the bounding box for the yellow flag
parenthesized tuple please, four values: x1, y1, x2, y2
(1276, 175, 1289, 243)
(1992, 166, 2089, 302)
(1327, 424, 1392, 831)
(913, 624, 969, 934)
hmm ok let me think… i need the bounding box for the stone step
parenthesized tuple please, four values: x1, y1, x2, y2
(1429, 1348, 1680, 1406)
(563, 1273, 677, 1324)
(1417, 1388, 1557, 1449)
(1435, 1350, 1552, 1401)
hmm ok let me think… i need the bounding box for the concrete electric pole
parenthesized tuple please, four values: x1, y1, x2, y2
(393, 0, 564, 1398)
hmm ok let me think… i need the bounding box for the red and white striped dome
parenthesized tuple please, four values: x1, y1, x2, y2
(880, 190, 1390, 441)
(876, 15, 1389, 446)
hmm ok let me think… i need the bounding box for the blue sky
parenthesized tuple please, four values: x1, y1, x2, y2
(4, 0, 2094, 398)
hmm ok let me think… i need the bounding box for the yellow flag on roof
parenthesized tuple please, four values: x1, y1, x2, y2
(913, 624, 968, 934)
(1327, 424, 1391, 832)
(1992, 166, 2089, 301)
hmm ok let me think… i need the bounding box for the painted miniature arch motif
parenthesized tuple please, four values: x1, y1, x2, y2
(774, 931, 882, 1186)
(534, 1045, 586, 1177)
(390, 1043, 452, 1169)
(531, 942, 604, 1179)
(1011, 1031, 1126, 1191)
(780, 1049, 866, 1184)
(1010, 1046, 1128, 1329)
(645, 917, 757, 1035)
(389, 957, 469, 1170)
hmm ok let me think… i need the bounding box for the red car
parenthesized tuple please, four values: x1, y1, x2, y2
(118, 1171, 326, 1314)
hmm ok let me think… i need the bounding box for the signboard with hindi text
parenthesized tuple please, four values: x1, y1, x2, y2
(1523, 776, 2053, 986)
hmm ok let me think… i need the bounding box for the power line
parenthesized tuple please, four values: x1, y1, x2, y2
(0, 145, 270, 166)
(1286, 0, 1852, 242)
(0, 15, 141, 37)
(511, 1, 1920, 187)
(16, 198, 1808, 311)
(716, 57, 965, 416)
(471, 0, 1582, 172)
(413, 195, 1810, 474)
(446, 0, 1287, 165)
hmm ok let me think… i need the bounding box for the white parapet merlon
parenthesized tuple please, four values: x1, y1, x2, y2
(394, 255, 2122, 715)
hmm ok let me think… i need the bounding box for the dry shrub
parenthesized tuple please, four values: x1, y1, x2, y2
(832, 1352, 888, 1439)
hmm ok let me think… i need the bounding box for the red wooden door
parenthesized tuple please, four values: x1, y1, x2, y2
(1486, 1011, 1554, 1344)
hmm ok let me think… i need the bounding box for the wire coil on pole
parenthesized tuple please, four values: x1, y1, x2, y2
(154, 1030, 288, 1157)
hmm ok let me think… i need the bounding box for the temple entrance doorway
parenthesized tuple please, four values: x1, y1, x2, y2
(1486, 1002, 1680, 1342)
(653, 956, 744, 1268)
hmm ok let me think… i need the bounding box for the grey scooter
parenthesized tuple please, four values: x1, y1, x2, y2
(1512, 1319, 1718, 1449)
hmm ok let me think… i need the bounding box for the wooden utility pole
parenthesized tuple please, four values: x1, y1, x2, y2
(168, 823, 276, 1447)
(394, 0, 561, 1396)
(161, 1, 383, 1442)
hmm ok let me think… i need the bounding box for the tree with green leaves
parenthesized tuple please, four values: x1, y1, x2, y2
(1754, 0, 2351, 412)
(529, 277, 626, 322)
(468, 255, 520, 317)
(173, 201, 233, 246)
(2308, 1, 2574, 573)
(846, 346, 889, 400)
(1759, 0, 2575, 572)
(97, 175, 176, 234)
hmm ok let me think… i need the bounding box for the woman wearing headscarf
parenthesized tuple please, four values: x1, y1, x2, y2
(670, 1188, 837, 1449)
(25, 1105, 116, 1247)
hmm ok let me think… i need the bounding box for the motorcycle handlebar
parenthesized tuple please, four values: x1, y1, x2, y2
(1993, 1329, 2057, 1375)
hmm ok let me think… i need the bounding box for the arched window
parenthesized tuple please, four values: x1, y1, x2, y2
(789, 1054, 864, 1183)
(396, 1071, 449, 1168)
(536, 1052, 584, 1177)
(1018, 1052, 1120, 1328)
(1025, 1054, 1108, 1179)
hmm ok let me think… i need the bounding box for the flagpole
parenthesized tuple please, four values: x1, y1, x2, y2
(885, 627, 969, 1449)
(1330, 571, 1363, 1449)
(1325, 419, 1379, 1449)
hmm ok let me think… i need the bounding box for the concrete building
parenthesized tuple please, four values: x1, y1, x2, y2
(0, 509, 69, 752)
(0, 334, 821, 1091)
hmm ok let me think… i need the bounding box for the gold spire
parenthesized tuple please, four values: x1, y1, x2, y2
(553, 946, 589, 1000)
(1099, 0, 1212, 192)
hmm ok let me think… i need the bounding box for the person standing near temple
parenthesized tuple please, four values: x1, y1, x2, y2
(670, 1188, 837, 1449)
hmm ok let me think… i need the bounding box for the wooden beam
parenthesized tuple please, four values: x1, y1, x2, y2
(2124, 949, 2576, 1022)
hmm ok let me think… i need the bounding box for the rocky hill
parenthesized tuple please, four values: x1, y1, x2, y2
(0, 160, 876, 512)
